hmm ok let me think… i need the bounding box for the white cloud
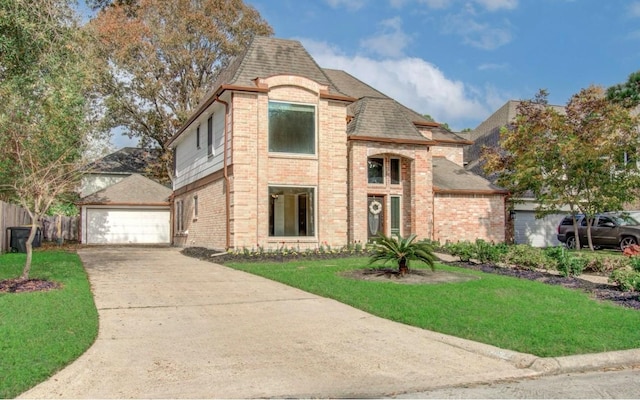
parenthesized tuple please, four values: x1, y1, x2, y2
(325, 0, 366, 11)
(444, 12, 513, 50)
(360, 17, 411, 58)
(473, 0, 518, 12)
(301, 38, 496, 129)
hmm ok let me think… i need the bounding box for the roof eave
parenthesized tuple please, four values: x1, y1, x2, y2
(166, 84, 269, 148)
(348, 135, 435, 146)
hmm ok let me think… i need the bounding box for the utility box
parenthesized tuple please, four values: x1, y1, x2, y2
(7, 226, 42, 253)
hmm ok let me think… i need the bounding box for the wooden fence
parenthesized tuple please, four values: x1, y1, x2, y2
(0, 201, 80, 252)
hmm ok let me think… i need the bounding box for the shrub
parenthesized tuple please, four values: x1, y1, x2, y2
(369, 233, 436, 275)
(544, 246, 586, 277)
(503, 244, 554, 270)
(474, 239, 508, 264)
(443, 240, 507, 264)
(628, 256, 640, 272)
(444, 241, 476, 262)
(609, 268, 640, 292)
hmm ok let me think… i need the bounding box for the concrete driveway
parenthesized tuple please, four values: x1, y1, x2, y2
(18, 247, 614, 398)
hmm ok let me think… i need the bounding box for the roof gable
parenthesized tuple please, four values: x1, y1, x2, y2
(85, 147, 159, 175)
(80, 174, 172, 204)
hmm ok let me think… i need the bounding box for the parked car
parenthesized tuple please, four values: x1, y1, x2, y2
(556, 212, 640, 250)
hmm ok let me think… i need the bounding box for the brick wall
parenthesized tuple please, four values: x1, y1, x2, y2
(227, 77, 349, 250)
(348, 141, 432, 244)
(433, 193, 505, 244)
(431, 145, 464, 166)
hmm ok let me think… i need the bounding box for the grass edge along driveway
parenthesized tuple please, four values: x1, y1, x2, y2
(225, 257, 640, 358)
(0, 251, 98, 399)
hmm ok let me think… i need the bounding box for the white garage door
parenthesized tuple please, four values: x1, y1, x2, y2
(85, 208, 170, 244)
(514, 211, 565, 247)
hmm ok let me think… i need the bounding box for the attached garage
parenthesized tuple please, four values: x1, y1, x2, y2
(512, 200, 569, 247)
(79, 174, 172, 245)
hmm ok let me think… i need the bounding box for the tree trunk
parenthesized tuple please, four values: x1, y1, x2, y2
(398, 258, 408, 276)
(19, 222, 38, 281)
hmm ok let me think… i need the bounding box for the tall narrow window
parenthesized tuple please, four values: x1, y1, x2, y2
(390, 158, 400, 184)
(196, 125, 201, 149)
(268, 102, 316, 154)
(207, 115, 213, 157)
(368, 158, 384, 184)
(268, 186, 315, 237)
(176, 201, 184, 233)
(172, 148, 177, 177)
(391, 196, 401, 237)
(193, 196, 198, 220)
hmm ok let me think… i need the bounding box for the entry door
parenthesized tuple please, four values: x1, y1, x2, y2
(368, 195, 384, 241)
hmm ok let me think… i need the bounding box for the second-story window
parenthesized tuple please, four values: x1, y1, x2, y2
(268, 101, 315, 155)
(368, 158, 384, 184)
(196, 125, 200, 149)
(390, 158, 400, 184)
(207, 115, 213, 157)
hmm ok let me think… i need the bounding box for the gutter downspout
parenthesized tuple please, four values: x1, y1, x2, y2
(216, 96, 231, 250)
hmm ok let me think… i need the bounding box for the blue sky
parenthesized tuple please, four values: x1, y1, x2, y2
(101, 0, 640, 148)
(248, 0, 640, 131)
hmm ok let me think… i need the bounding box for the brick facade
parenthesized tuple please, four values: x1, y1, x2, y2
(172, 74, 506, 250)
(433, 193, 506, 243)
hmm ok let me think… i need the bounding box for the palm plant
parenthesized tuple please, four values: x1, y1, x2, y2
(368, 233, 436, 275)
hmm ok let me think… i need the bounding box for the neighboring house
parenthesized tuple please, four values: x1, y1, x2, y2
(166, 37, 507, 251)
(78, 148, 172, 244)
(464, 101, 568, 247)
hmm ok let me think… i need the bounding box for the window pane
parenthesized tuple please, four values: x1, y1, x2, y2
(269, 186, 315, 236)
(207, 115, 213, 156)
(391, 196, 400, 236)
(391, 158, 400, 184)
(269, 102, 315, 154)
(368, 158, 384, 184)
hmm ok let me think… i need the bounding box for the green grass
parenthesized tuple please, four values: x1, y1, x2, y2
(225, 257, 640, 358)
(0, 251, 98, 399)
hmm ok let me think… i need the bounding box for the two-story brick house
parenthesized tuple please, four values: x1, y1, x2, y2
(167, 37, 506, 250)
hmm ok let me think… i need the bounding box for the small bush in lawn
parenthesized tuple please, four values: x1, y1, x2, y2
(609, 268, 640, 291)
(628, 256, 640, 272)
(444, 241, 476, 262)
(475, 240, 508, 264)
(503, 244, 554, 270)
(544, 246, 586, 277)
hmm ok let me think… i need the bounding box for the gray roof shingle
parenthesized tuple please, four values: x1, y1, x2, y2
(80, 174, 172, 204)
(432, 157, 506, 193)
(85, 147, 159, 175)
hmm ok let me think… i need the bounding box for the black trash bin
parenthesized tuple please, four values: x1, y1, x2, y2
(8, 226, 42, 253)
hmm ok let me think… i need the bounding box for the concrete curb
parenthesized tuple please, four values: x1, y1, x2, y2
(529, 348, 640, 374)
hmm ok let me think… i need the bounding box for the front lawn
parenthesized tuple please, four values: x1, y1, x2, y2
(224, 257, 640, 358)
(0, 251, 98, 399)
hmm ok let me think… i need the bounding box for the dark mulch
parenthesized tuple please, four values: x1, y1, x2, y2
(0, 279, 61, 294)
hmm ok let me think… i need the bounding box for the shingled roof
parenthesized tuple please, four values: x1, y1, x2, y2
(85, 147, 159, 175)
(172, 36, 470, 146)
(79, 174, 172, 205)
(432, 157, 507, 194)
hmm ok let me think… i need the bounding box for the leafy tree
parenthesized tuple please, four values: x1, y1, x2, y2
(88, 0, 273, 182)
(369, 234, 436, 276)
(0, 0, 91, 279)
(483, 87, 640, 251)
(607, 70, 640, 109)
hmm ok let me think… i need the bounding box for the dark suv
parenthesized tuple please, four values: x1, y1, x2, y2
(557, 212, 640, 250)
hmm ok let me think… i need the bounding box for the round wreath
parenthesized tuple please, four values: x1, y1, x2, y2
(369, 200, 382, 215)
